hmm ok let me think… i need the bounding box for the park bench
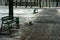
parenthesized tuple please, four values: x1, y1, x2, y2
(0, 16, 20, 34)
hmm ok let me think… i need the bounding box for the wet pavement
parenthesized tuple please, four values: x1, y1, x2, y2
(24, 23, 60, 40)
(21, 9, 60, 40)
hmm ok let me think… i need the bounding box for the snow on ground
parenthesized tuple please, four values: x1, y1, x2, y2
(0, 6, 60, 27)
(0, 6, 43, 28)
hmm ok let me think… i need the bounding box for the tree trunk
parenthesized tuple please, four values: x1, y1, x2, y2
(9, 0, 13, 19)
(56, 0, 59, 7)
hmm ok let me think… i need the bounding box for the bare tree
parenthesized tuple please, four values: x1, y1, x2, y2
(39, 0, 41, 8)
(9, 0, 13, 19)
(56, 0, 59, 7)
(15, 0, 17, 8)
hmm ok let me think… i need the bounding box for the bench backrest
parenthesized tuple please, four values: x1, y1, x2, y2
(2, 16, 9, 21)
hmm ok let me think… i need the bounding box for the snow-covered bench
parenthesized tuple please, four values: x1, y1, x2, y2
(0, 16, 20, 34)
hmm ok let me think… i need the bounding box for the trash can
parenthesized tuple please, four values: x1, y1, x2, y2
(33, 8, 38, 14)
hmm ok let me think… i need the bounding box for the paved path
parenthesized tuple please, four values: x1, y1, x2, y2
(24, 23, 60, 40)
(21, 9, 60, 40)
